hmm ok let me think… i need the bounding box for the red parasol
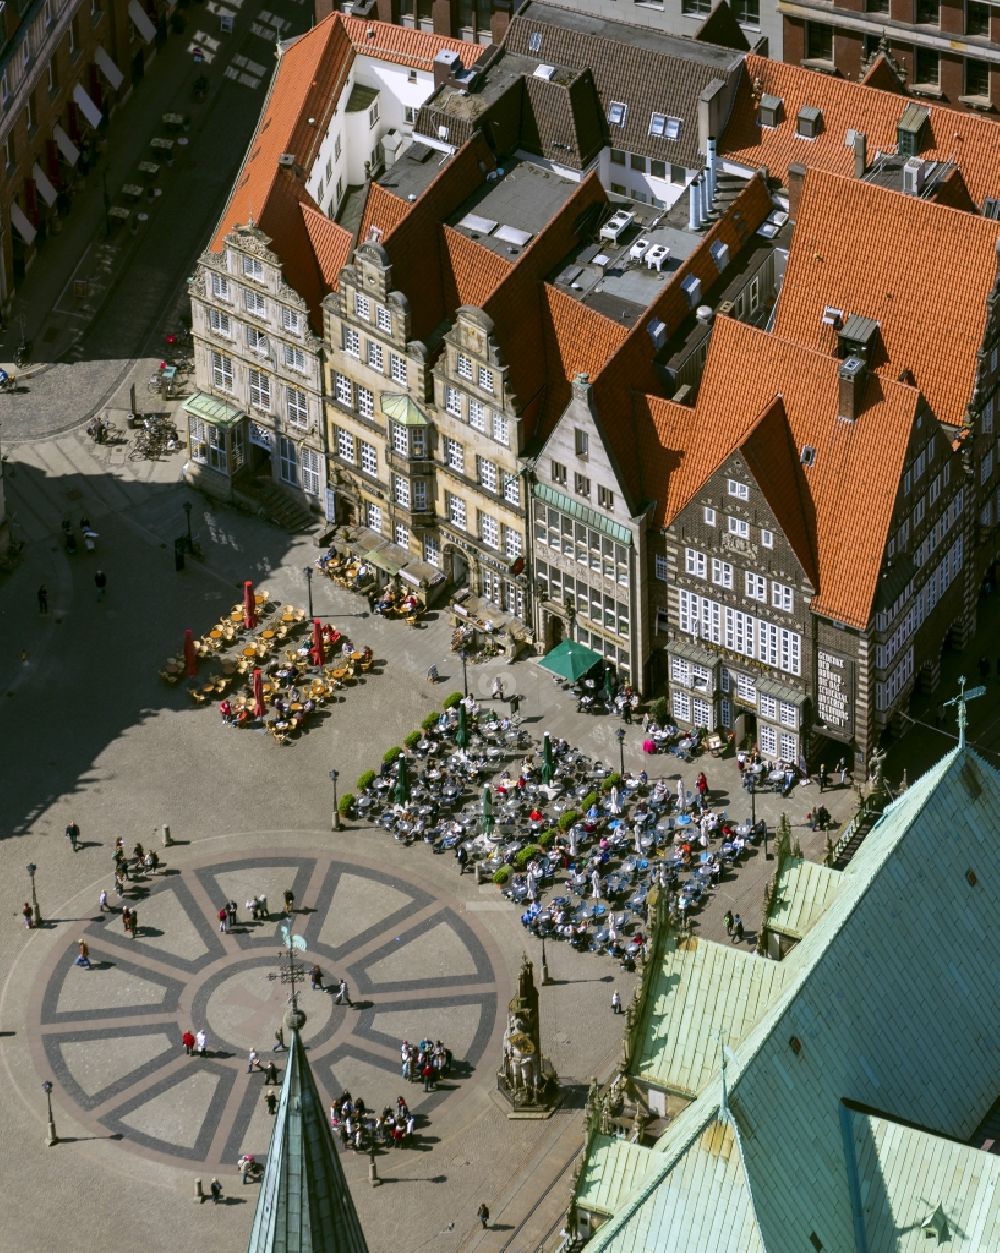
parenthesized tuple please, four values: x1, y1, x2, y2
(183, 629, 198, 677)
(243, 580, 257, 630)
(252, 668, 265, 719)
(310, 617, 325, 667)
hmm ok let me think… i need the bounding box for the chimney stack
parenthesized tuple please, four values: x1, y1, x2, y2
(706, 138, 718, 201)
(689, 177, 702, 230)
(787, 162, 807, 222)
(853, 131, 867, 179)
(837, 356, 866, 422)
(433, 48, 461, 90)
(699, 172, 710, 222)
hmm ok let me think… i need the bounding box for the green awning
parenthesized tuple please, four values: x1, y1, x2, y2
(537, 639, 604, 682)
(381, 393, 428, 426)
(532, 482, 632, 545)
(183, 392, 245, 428)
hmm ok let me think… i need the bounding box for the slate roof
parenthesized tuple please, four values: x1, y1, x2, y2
(764, 856, 841, 941)
(590, 744, 1000, 1252)
(720, 54, 1000, 207)
(504, 2, 742, 171)
(773, 168, 1000, 431)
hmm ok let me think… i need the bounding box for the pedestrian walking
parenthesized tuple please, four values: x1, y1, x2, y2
(129, 907, 138, 938)
(366, 588, 377, 614)
(196, 1029, 207, 1057)
(209, 1178, 222, 1204)
(181, 1029, 196, 1056)
(248, 1048, 261, 1074)
(837, 757, 847, 786)
(611, 989, 622, 1015)
(819, 764, 828, 793)
(122, 907, 132, 936)
(283, 888, 295, 915)
(94, 569, 107, 601)
(310, 964, 324, 991)
(723, 909, 734, 936)
(335, 978, 351, 1006)
(21, 902, 33, 929)
(264, 1091, 278, 1116)
(218, 905, 228, 934)
(75, 939, 92, 969)
(421, 1061, 434, 1092)
(733, 915, 744, 943)
(477, 1203, 490, 1230)
(65, 821, 81, 852)
(99, 889, 109, 913)
(456, 844, 468, 875)
(264, 1061, 279, 1086)
(227, 900, 238, 930)
(37, 584, 48, 614)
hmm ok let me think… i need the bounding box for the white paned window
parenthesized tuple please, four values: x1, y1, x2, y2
(779, 628, 801, 676)
(478, 457, 497, 492)
(392, 423, 409, 456)
(365, 501, 381, 532)
(336, 428, 354, 461)
(390, 353, 407, 384)
(727, 516, 750, 538)
(457, 353, 473, 380)
(354, 292, 370, 319)
(211, 351, 233, 390)
(335, 373, 353, 408)
(284, 345, 306, 371)
(247, 327, 268, 355)
(727, 479, 749, 500)
(393, 474, 409, 508)
(344, 327, 360, 357)
(656, 555, 669, 581)
(376, 305, 391, 332)
(692, 697, 711, 728)
(480, 512, 500, 549)
(243, 255, 264, 281)
(248, 370, 270, 411)
(447, 493, 467, 529)
(745, 572, 767, 602)
(735, 672, 757, 703)
(282, 307, 301, 334)
(244, 289, 266, 318)
(445, 386, 461, 416)
(504, 527, 523, 559)
(672, 691, 691, 721)
(503, 472, 520, 505)
(772, 582, 794, 612)
(685, 548, 706, 578)
(761, 528, 774, 548)
(779, 701, 797, 728)
(413, 480, 428, 511)
(760, 724, 778, 757)
(302, 447, 320, 496)
(446, 438, 464, 473)
(780, 732, 797, 762)
(367, 340, 384, 372)
(423, 535, 441, 567)
(469, 398, 486, 431)
(278, 436, 298, 485)
(394, 523, 408, 548)
(286, 387, 308, 428)
(210, 272, 231, 301)
(478, 365, 495, 393)
(671, 657, 691, 685)
(759, 693, 777, 720)
(360, 441, 377, 475)
(492, 413, 509, 445)
(711, 558, 733, 589)
(208, 309, 231, 336)
(357, 387, 374, 420)
(704, 506, 717, 526)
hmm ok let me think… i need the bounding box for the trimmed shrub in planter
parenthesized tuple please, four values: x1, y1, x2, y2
(404, 730, 422, 750)
(493, 865, 511, 885)
(581, 791, 598, 813)
(356, 769, 376, 792)
(558, 809, 579, 832)
(442, 691, 463, 710)
(382, 745, 403, 765)
(338, 793, 355, 818)
(538, 829, 556, 849)
(421, 711, 439, 731)
(650, 696, 670, 728)
(513, 844, 543, 871)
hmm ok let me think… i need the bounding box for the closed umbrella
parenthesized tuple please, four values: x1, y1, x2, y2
(243, 580, 257, 630)
(541, 732, 555, 785)
(394, 755, 411, 806)
(310, 618, 325, 667)
(480, 784, 494, 837)
(602, 665, 616, 703)
(252, 668, 265, 719)
(183, 628, 198, 678)
(677, 779, 687, 812)
(455, 703, 469, 748)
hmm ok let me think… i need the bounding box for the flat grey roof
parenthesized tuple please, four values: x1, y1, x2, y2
(448, 159, 581, 258)
(377, 141, 449, 203)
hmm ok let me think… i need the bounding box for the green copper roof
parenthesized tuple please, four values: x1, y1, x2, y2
(764, 856, 842, 940)
(380, 393, 427, 426)
(575, 1135, 656, 1218)
(589, 746, 1000, 1252)
(183, 392, 245, 427)
(247, 1012, 368, 1253)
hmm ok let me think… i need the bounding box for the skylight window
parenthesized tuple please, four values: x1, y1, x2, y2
(528, 31, 542, 53)
(608, 101, 627, 127)
(650, 113, 681, 139)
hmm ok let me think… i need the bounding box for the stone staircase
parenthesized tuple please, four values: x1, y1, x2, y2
(235, 477, 317, 533)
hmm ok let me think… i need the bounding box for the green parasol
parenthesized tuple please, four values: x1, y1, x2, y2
(480, 784, 494, 837)
(393, 755, 411, 806)
(541, 731, 555, 785)
(455, 702, 469, 748)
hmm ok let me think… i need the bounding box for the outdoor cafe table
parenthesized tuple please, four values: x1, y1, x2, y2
(281, 613, 295, 624)
(261, 630, 275, 640)
(108, 205, 130, 223)
(150, 137, 174, 154)
(241, 647, 257, 658)
(209, 628, 223, 639)
(138, 160, 159, 180)
(122, 183, 144, 201)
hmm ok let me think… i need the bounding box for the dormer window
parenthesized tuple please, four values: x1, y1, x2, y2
(759, 94, 783, 128)
(528, 31, 542, 53)
(796, 105, 822, 139)
(608, 101, 627, 127)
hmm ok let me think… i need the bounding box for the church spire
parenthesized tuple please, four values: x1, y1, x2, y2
(248, 940, 368, 1252)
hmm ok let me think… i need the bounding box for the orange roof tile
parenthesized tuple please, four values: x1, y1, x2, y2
(301, 206, 353, 290)
(859, 53, 904, 94)
(358, 183, 413, 246)
(340, 15, 488, 72)
(441, 226, 514, 310)
(673, 317, 920, 629)
(721, 55, 1000, 207)
(773, 168, 1000, 429)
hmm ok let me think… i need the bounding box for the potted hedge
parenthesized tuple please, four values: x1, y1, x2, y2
(404, 730, 422, 750)
(558, 809, 579, 832)
(383, 745, 403, 765)
(356, 768, 376, 793)
(338, 792, 355, 819)
(421, 711, 440, 732)
(492, 865, 512, 886)
(442, 692, 463, 710)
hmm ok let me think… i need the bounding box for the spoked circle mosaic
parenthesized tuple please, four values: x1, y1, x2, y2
(34, 853, 498, 1167)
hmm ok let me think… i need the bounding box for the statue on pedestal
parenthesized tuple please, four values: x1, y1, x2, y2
(497, 953, 559, 1114)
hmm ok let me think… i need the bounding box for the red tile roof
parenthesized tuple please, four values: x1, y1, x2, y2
(340, 15, 488, 72)
(668, 317, 921, 629)
(859, 53, 904, 94)
(441, 226, 515, 311)
(301, 205, 353, 291)
(358, 183, 413, 246)
(773, 167, 1000, 429)
(721, 55, 1000, 207)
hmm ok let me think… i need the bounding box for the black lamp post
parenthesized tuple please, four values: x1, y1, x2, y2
(26, 862, 41, 927)
(540, 930, 552, 985)
(329, 768, 342, 832)
(615, 726, 626, 778)
(304, 565, 314, 619)
(460, 647, 468, 697)
(42, 1080, 58, 1146)
(183, 501, 193, 553)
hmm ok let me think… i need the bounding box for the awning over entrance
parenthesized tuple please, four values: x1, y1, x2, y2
(400, 559, 445, 589)
(380, 393, 428, 426)
(95, 46, 125, 92)
(32, 164, 58, 207)
(128, 0, 157, 43)
(757, 676, 805, 706)
(183, 392, 245, 427)
(9, 203, 36, 246)
(53, 125, 80, 166)
(537, 639, 604, 682)
(366, 541, 408, 577)
(72, 83, 103, 129)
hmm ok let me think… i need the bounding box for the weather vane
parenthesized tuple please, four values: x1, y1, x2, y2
(266, 922, 309, 1007)
(942, 675, 985, 750)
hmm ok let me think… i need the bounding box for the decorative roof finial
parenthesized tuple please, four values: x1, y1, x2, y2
(943, 674, 985, 750)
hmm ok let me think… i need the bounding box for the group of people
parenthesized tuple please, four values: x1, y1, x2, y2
(182, 1029, 208, 1057)
(308, 965, 352, 1005)
(400, 1038, 452, 1090)
(331, 1089, 415, 1150)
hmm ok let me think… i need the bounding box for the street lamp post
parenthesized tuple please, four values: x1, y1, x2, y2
(615, 727, 626, 779)
(460, 647, 468, 697)
(42, 1080, 58, 1146)
(540, 931, 552, 985)
(183, 501, 194, 553)
(303, 565, 314, 620)
(26, 862, 41, 927)
(329, 769, 342, 832)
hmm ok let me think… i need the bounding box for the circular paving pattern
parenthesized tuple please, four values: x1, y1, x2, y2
(32, 852, 498, 1168)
